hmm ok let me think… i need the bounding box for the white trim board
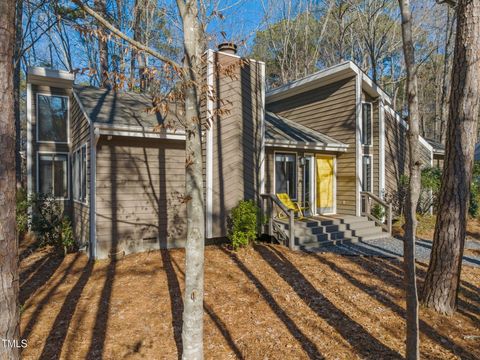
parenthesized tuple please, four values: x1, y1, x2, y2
(265, 140, 348, 152)
(379, 99, 386, 198)
(205, 49, 214, 239)
(355, 74, 363, 216)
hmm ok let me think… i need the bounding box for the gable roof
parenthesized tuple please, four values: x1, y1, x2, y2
(425, 138, 445, 155)
(74, 85, 184, 130)
(266, 61, 391, 105)
(265, 112, 347, 151)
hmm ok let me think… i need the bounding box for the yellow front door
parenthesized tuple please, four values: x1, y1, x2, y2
(316, 156, 335, 214)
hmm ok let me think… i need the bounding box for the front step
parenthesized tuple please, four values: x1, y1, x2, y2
(273, 215, 390, 249)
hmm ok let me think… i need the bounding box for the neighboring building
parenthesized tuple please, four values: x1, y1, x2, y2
(26, 47, 437, 259)
(425, 138, 445, 168)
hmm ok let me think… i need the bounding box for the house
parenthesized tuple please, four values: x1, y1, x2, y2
(26, 45, 437, 259)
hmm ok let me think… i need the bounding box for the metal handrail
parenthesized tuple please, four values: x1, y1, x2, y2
(260, 193, 295, 250)
(360, 191, 393, 235)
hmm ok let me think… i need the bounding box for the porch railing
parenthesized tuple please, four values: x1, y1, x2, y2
(260, 193, 295, 250)
(360, 191, 392, 235)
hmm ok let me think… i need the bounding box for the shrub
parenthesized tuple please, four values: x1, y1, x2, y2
(385, 174, 409, 216)
(470, 162, 480, 218)
(228, 200, 259, 250)
(371, 203, 385, 220)
(419, 166, 442, 214)
(16, 187, 29, 234)
(25, 193, 76, 254)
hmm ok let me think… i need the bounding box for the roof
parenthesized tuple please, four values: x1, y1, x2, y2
(425, 138, 445, 155)
(73, 85, 184, 130)
(27, 67, 74, 88)
(266, 61, 391, 105)
(265, 112, 347, 151)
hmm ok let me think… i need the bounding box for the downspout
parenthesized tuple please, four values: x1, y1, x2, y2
(89, 127, 100, 259)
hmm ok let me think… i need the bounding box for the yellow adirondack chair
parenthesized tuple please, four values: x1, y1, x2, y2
(276, 193, 308, 219)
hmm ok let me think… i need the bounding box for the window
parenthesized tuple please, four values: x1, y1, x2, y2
(37, 153, 69, 198)
(362, 102, 372, 145)
(362, 155, 372, 192)
(275, 153, 297, 200)
(73, 145, 87, 203)
(37, 94, 68, 143)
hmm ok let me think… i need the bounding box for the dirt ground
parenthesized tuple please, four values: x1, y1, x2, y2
(20, 239, 479, 360)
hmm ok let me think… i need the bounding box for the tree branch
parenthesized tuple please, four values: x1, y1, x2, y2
(71, 0, 183, 72)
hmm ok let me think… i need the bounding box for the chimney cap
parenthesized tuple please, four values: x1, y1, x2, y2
(217, 42, 238, 55)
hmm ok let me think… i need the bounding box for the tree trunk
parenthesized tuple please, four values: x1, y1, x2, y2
(398, 0, 420, 358)
(94, 0, 110, 88)
(13, 0, 23, 189)
(0, 0, 20, 359)
(422, 0, 480, 315)
(177, 1, 205, 359)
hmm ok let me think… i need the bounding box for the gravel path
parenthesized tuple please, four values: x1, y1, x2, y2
(311, 237, 480, 267)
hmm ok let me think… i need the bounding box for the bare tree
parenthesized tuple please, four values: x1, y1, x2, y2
(0, 0, 20, 359)
(73, 0, 207, 357)
(398, 0, 421, 358)
(422, 0, 480, 315)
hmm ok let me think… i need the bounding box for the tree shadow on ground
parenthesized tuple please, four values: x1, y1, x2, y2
(168, 253, 245, 360)
(311, 252, 478, 359)
(20, 249, 64, 305)
(21, 253, 82, 342)
(38, 261, 94, 359)
(220, 247, 324, 359)
(254, 245, 402, 359)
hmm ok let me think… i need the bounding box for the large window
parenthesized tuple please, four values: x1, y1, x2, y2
(362, 102, 372, 146)
(37, 94, 69, 143)
(275, 153, 297, 200)
(37, 153, 69, 199)
(362, 155, 372, 192)
(73, 144, 87, 203)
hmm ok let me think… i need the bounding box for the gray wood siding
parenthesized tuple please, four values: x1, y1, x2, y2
(267, 76, 357, 215)
(385, 112, 433, 200)
(70, 94, 90, 247)
(95, 137, 187, 258)
(209, 52, 264, 237)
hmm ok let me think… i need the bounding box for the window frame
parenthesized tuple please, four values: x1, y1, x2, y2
(361, 101, 373, 146)
(73, 143, 88, 204)
(273, 151, 298, 201)
(362, 154, 373, 193)
(36, 93, 70, 144)
(36, 151, 70, 200)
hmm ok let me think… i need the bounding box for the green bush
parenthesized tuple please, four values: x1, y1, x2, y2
(16, 187, 29, 234)
(23, 193, 76, 254)
(470, 162, 480, 218)
(419, 166, 442, 214)
(228, 200, 259, 250)
(371, 203, 385, 220)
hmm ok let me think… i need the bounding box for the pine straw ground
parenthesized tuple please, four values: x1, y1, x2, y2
(20, 240, 479, 359)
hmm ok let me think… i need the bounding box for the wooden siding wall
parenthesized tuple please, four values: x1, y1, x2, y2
(70, 95, 90, 247)
(95, 137, 186, 258)
(267, 76, 357, 215)
(30, 85, 72, 215)
(209, 52, 264, 238)
(384, 111, 433, 200)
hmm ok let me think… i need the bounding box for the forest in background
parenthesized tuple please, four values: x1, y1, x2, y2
(13, 0, 478, 179)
